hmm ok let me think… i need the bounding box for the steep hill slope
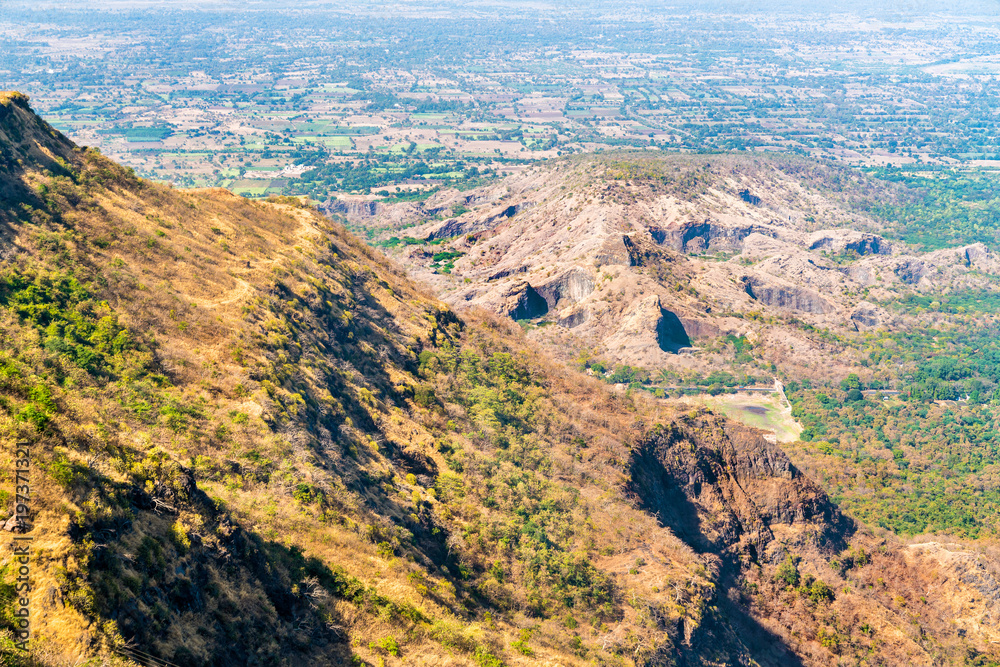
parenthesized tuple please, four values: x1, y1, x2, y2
(1, 92, 999, 667)
(368, 154, 1000, 380)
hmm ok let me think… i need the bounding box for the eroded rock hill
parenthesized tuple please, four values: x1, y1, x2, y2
(364, 154, 1000, 378)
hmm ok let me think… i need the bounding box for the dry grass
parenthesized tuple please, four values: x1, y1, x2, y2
(0, 94, 998, 667)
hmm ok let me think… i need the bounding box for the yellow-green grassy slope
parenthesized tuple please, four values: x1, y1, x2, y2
(0, 90, 706, 666)
(0, 91, 998, 667)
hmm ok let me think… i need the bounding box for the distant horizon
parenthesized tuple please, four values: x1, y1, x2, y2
(4, 0, 1000, 16)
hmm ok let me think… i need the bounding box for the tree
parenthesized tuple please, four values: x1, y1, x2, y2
(775, 556, 799, 587)
(840, 373, 862, 392)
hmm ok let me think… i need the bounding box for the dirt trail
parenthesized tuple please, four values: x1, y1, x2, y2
(188, 276, 253, 309)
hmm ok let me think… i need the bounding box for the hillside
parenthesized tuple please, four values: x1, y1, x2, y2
(361, 154, 1000, 544)
(364, 154, 1000, 379)
(1, 92, 1000, 666)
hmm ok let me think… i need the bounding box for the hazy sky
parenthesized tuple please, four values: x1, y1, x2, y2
(3, 0, 1000, 14)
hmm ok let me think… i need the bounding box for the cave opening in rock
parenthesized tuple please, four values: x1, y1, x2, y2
(658, 308, 692, 352)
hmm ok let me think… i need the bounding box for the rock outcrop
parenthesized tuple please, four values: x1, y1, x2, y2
(630, 418, 851, 558)
(850, 301, 888, 329)
(535, 267, 595, 308)
(741, 276, 837, 314)
(892, 257, 930, 285)
(595, 234, 635, 266)
(321, 198, 381, 218)
(486, 279, 549, 320)
(661, 220, 775, 254)
(556, 304, 589, 328)
(604, 295, 691, 358)
(425, 201, 535, 241)
(808, 230, 891, 256)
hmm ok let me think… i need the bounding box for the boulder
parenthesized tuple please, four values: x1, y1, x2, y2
(850, 301, 887, 329)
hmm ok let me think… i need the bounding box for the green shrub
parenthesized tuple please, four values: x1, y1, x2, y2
(414, 386, 436, 407)
(511, 628, 534, 656)
(0, 269, 133, 376)
(293, 483, 323, 505)
(17, 403, 50, 431)
(369, 636, 400, 657)
(807, 579, 835, 605)
(49, 455, 79, 488)
(775, 556, 799, 588)
(473, 647, 504, 667)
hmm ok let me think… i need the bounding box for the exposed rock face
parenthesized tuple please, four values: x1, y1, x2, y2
(741, 276, 837, 314)
(850, 301, 887, 329)
(962, 243, 991, 267)
(662, 220, 773, 253)
(677, 316, 720, 339)
(595, 234, 634, 266)
(808, 230, 891, 256)
(425, 201, 535, 241)
(535, 267, 595, 308)
(605, 295, 691, 356)
(424, 217, 467, 241)
(487, 265, 529, 282)
(425, 214, 492, 242)
(490, 280, 549, 320)
(321, 199, 381, 218)
(892, 258, 930, 285)
(594, 234, 665, 268)
(630, 418, 851, 557)
(557, 304, 589, 328)
(929, 242, 1000, 273)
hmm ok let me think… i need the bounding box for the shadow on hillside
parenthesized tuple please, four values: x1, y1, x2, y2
(628, 433, 806, 666)
(246, 272, 471, 598)
(677, 576, 807, 667)
(98, 475, 358, 667)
